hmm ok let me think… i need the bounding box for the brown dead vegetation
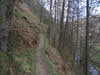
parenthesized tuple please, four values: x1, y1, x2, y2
(44, 45, 66, 75)
(9, 3, 38, 50)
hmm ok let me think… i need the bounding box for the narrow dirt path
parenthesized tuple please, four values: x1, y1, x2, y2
(34, 34, 49, 75)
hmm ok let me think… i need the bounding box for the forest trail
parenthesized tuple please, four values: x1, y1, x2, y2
(34, 34, 49, 75)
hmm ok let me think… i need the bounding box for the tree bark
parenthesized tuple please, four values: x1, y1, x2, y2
(0, 0, 15, 52)
(58, 0, 65, 50)
(84, 0, 89, 75)
(48, 0, 53, 42)
(50, 0, 53, 23)
(54, 0, 57, 22)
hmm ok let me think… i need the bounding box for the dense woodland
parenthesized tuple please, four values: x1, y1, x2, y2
(0, 0, 100, 75)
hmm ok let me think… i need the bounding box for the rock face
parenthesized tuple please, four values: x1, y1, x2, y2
(0, 0, 15, 52)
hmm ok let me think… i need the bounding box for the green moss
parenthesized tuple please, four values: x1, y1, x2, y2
(0, 51, 10, 75)
(0, 47, 36, 75)
(13, 48, 36, 75)
(13, 9, 22, 20)
(0, 51, 9, 66)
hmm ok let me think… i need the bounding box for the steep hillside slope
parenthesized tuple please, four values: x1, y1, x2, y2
(9, 2, 48, 49)
(0, 1, 65, 75)
(0, 2, 48, 75)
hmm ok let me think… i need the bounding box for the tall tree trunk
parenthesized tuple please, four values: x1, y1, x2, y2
(48, 0, 53, 42)
(0, 0, 15, 52)
(54, 0, 57, 23)
(40, 0, 43, 23)
(50, 0, 53, 23)
(58, 0, 65, 50)
(84, 0, 89, 75)
(63, 0, 70, 48)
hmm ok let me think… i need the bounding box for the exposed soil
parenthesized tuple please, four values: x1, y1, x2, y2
(34, 34, 49, 75)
